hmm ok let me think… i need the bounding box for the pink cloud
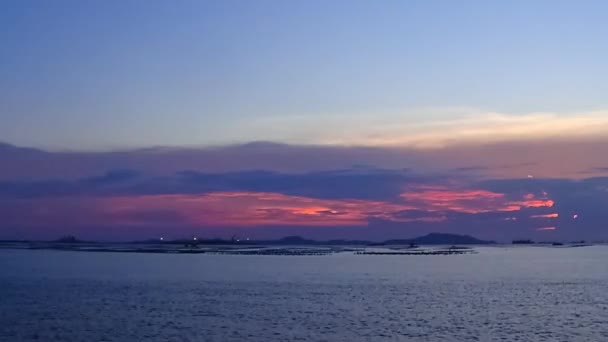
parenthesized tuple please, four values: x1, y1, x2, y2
(531, 213, 559, 219)
(400, 186, 554, 214)
(4, 187, 556, 229)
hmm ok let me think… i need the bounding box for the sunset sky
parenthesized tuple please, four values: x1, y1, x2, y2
(2, 0, 608, 241)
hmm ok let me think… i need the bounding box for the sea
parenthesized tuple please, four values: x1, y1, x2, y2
(2, 246, 608, 341)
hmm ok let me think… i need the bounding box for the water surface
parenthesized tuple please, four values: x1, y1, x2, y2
(2, 246, 608, 341)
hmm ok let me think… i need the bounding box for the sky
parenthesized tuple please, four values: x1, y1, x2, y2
(1, 0, 608, 241)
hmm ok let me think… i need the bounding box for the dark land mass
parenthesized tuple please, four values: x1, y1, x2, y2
(1, 233, 495, 246)
(207, 233, 494, 246)
(512, 239, 535, 244)
(1, 233, 597, 255)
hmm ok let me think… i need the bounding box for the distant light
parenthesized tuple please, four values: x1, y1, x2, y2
(193, 237, 197, 241)
(160, 237, 164, 241)
(573, 214, 579, 219)
(527, 175, 534, 179)
(236, 239, 240, 242)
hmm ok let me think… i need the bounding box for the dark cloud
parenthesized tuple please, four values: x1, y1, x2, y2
(450, 166, 489, 173)
(84, 170, 141, 185)
(2, 140, 608, 241)
(0, 168, 436, 201)
(449, 163, 537, 173)
(114, 209, 188, 225)
(2, 138, 608, 180)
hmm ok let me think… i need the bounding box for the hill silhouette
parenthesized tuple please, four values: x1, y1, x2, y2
(142, 233, 495, 246)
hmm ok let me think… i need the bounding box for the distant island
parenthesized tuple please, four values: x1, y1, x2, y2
(8, 232, 494, 246)
(512, 239, 535, 245)
(1, 233, 597, 255)
(125, 233, 495, 246)
(160, 233, 496, 246)
(0, 232, 496, 256)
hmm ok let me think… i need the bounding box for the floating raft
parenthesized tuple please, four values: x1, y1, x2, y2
(355, 249, 476, 256)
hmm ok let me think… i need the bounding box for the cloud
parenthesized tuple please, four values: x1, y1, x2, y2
(531, 213, 559, 219)
(3, 136, 608, 240)
(0, 176, 566, 238)
(2, 178, 605, 241)
(3, 136, 608, 182)
(225, 108, 608, 148)
(400, 185, 553, 214)
(0, 168, 430, 200)
(2, 160, 608, 240)
(85, 170, 141, 185)
(450, 166, 490, 173)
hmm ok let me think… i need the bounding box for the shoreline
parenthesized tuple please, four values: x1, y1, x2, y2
(0, 242, 593, 256)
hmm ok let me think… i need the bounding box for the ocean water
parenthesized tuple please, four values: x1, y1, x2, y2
(2, 246, 608, 342)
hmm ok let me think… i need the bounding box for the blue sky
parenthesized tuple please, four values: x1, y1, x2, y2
(2, 0, 608, 149)
(2, 1, 608, 241)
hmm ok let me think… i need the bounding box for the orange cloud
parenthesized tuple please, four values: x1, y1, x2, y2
(103, 188, 556, 227)
(514, 199, 555, 208)
(5, 186, 557, 229)
(400, 187, 554, 214)
(537, 226, 557, 231)
(104, 192, 420, 227)
(531, 213, 559, 219)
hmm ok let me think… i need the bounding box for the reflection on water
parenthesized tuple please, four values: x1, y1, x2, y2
(2, 247, 608, 341)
